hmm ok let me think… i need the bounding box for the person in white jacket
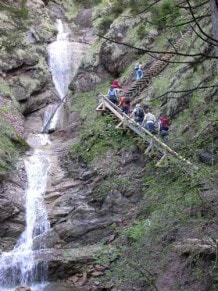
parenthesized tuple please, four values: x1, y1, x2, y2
(143, 109, 156, 133)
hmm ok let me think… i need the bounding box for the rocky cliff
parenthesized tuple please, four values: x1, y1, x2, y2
(0, 0, 217, 290)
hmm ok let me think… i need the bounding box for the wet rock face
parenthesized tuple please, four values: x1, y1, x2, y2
(15, 286, 32, 291)
(75, 9, 93, 28)
(45, 137, 145, 247)
(0, 0, 55, 113)
(0, 162, 26, 250)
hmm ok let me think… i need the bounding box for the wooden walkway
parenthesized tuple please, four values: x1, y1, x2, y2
(96, 94, 197, 171)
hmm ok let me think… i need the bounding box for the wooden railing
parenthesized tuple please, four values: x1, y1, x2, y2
(96, 94, 198, 171)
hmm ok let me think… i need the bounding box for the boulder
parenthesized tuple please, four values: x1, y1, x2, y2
(15, 286, 31, 291)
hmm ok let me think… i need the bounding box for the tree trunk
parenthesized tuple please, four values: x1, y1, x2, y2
(210, 0, 218, 71)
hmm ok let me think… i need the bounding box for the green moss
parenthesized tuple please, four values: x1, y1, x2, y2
(82, 39, 104, 68)
(105, 164, 214, 288)
(0, 105, 28, 177)
(69, 114, 133, 164)
(150, 0, 180, 29)
(71, 81, 110, 120)
(0, 0, 28, 20)
(92, 176, 133, 206)
(19, 75, 40, 92)
(0, 77, 11, 96)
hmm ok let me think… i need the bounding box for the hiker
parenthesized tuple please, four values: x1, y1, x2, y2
(112, 79, 122, 89)
(158, 114, 169, 139)
(112, 79, 122, 97)
(136, 67, 143, 80)
(134, 63, 139, 79)
(143, 108, 156, 133)
(107, 85, 119, 105)
(135, 63, 139, 71)
(119, 92, 131, 115)
(130, 104, 145, 125)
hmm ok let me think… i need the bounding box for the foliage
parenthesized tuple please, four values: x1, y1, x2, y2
(96, 15, 114, 34)
(73, 0, 101, 8)
(0, 0, 28, 20)
(69, 115, 133, 164)
(92, 176, 133, 206)
(125, 219, 151, 243)
(150, 0, 180, 29)
(70, 82, 110, 122)
(0, 103, 27, 177)
(0, 77, 11, 96)
(128, 0, 150, 14)
(102, 162, 216, 289)
(136, 24, 148, 40)
(94, 245, 122, 266)
(0, 128, 25, 177)
(110, 0, 124, 17)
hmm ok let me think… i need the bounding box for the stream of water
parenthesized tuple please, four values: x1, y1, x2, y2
(0, 19, 73, 290)
(0, 135, 51, 290)
(43, 19, 73, 133)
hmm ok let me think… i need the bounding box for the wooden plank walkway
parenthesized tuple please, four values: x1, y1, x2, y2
(96, 94, 198, 172)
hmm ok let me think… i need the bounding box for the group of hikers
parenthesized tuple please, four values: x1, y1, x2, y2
(107, 78, 170, 139)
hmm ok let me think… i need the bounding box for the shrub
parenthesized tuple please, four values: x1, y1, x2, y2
(137, 24, 148, 40)
(150, 0, 180, 30)
(74, 0, 101, 8)
(111, 1, 124, 17)
(97, 16, 113, 34)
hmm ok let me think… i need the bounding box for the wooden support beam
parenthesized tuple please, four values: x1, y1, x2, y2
(96, 102, 104, 111)
(116, 119, 124, 129)
(156, 152, 168, 167)
(144, 138, 153, 155)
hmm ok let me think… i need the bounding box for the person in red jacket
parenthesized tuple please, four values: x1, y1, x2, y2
(112, 79, 122, 89)
(112, 79, 122, 98)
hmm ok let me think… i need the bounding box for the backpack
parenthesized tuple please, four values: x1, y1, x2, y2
(137, 69, 143, 78)
(159, 117, 169, 130)
(109, 89, 116, 97)
(135, 107, 144, 118)
(124, 97, 130, 104)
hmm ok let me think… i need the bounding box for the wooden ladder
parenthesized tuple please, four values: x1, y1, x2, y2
(124, 28, 192, 99)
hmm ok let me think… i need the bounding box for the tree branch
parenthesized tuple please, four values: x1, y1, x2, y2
(186, 0, 218, 44)
(96, 33, 218, 59)
(177, 0, 209, 9)
(136, 0, 162, 15)
(155, 84, 218, 99)
(190, 23, 218, 47)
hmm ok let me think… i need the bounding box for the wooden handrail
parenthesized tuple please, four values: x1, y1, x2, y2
(97, 93, 198, 171)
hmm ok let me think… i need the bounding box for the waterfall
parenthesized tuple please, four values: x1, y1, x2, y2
(43, 19, 73, 133)
(0, 18, 74, 290)
(0, 134, 51, 290)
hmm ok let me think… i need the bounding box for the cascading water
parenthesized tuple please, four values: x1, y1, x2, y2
(0, 135, 51, 290)
(43, 19, 73, 133)
(0, 19, 74, 290)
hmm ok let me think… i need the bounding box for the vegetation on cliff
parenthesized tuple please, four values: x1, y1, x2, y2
(0, 0, 217, 289)
(67, 0, 218, 289)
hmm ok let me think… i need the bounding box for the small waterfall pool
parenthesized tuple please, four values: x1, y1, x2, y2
(0, 18, 74, 290)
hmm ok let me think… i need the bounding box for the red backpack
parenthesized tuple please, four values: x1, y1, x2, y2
(160, 117, 169, 130)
